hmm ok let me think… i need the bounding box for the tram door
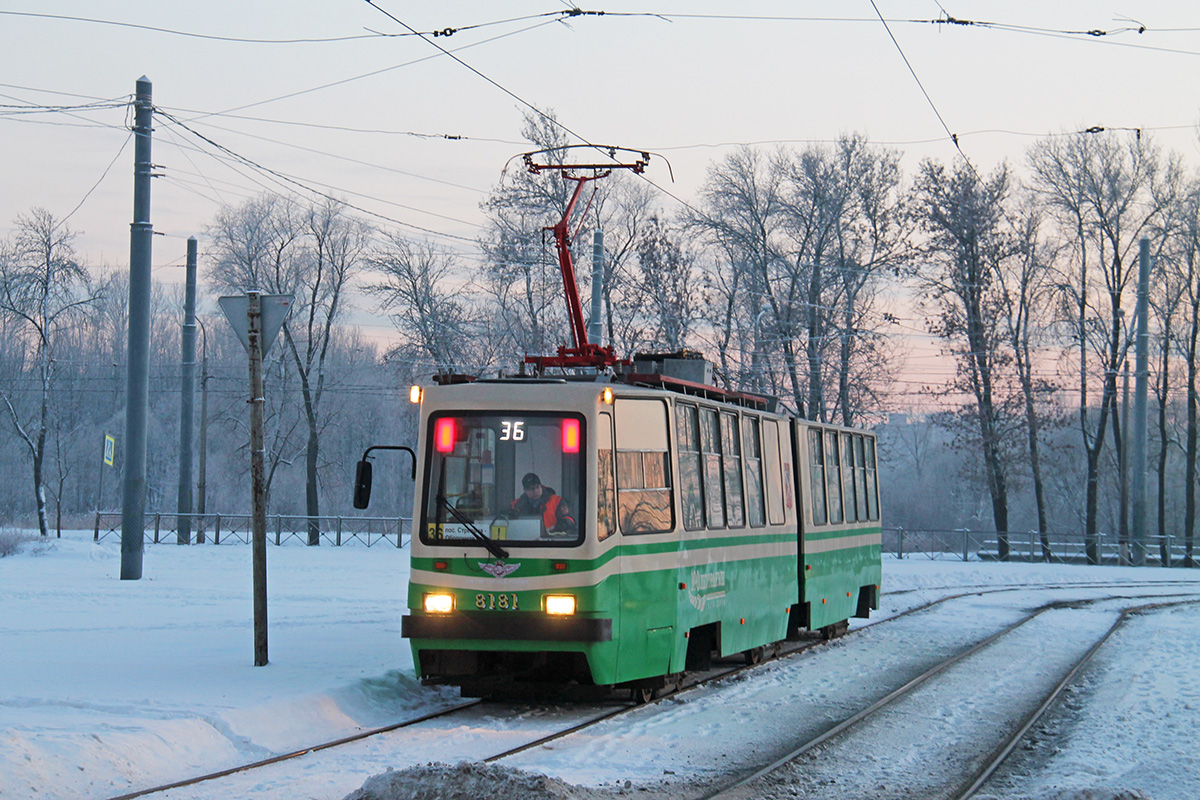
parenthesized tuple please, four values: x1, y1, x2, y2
(611, 398, 678, 681)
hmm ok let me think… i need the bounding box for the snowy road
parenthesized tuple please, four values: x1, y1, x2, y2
(2, 537, 1199, 800)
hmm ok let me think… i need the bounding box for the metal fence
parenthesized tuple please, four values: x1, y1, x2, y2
(87, 515, 1197, 566)
(883, 527, 1197, 567)
(93, 512, 411, 548)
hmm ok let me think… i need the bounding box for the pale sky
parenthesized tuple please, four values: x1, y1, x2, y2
(3, 1, 1200, 350)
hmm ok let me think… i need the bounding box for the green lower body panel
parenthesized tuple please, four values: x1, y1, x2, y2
(404, 534, 880, 689)
(803, 534, 882, 631)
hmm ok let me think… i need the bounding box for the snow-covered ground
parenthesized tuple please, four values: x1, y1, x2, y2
(1, 533, 1197, 800)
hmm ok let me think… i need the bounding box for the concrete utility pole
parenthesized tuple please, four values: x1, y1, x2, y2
(121, 76, 153, 580)
(177, 237, 198, 545)
(589, 229, 604, 346)
(196, 318, 209, 544)
(1131, 238, 1152, 566)
(1120, 358, 1130, 560)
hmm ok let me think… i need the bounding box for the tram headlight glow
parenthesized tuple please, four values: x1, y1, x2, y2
(423, 593, 455, 614)
(544, 595, 577, 616)
(409, 385, 423, 404)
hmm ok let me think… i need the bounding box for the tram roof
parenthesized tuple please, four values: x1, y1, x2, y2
(426, 371, 781, 414)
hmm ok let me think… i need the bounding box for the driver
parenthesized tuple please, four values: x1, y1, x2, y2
(511, 472, 576, 533)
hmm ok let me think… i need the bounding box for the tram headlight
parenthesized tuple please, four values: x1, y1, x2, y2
(423, 593, 455, 614)
(544, 594, 577, 616)
(409, 385, 423, 404)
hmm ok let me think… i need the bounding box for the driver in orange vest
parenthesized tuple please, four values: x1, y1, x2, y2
(511, 472, 576, 533)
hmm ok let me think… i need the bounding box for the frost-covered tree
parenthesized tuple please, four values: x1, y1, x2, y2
(0, 209, 102, 536)
(911, 159, 1015, 549)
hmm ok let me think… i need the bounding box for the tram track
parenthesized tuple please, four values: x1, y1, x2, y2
(101, 580, 1199, 800)
(102, 700, 484, 800)
(951, 597, 1200, 800)
(97, 592, 886, 799)
(478, 581, 1200, 769)
(697, 595, 1200, 800)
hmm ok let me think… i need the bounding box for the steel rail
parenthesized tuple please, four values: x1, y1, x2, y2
(697, 603, 1061, 800)
(476, 583, 999, 764)
(103, 699, 482, 800)
(953, 597, 1200, 800)
(699, 592, 1200, 800)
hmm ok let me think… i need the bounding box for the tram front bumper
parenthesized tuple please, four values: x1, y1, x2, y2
(402, 612, 612, 642)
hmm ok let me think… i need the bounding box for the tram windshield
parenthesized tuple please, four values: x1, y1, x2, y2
(420, 412, 585, 548)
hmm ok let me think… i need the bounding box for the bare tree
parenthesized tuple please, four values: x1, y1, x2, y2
(365, 233, 487, 374)
(208, 193, 366, 543)
(911, 159, 1014, 551)
(1174, 179, 1200, 566)
(690, 146, 787, 396)
(0, 209, 102, 536)
(826, 135, 908, 425)
(634, 216, 696, 351)
(590, 175, 658, 357)
(690, 138, 903, 417)
(1029, 131, 1180, 562)
(479, 109, 574, 358)
(997, 196, 1061, 559)
(290, 198, 369, 542)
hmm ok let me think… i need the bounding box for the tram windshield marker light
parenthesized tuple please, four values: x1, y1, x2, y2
(423, 593, 454, 614)
(544, 594, 576, 615)
(601, 387, 614, 404)
(409, 385, 422, 404)
(562, 419, 581, 453)
(434, 418, 456, 453)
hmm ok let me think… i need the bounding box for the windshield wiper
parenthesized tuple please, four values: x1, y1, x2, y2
(436, 494, 509, 560)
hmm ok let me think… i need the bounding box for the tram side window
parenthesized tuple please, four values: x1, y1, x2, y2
(614, 399, 674, 534)
(809, 428, 827, 526)
(597, 412, 616, 540)
(763, 419, 785, 525)
(825, 430, 844, 525)
(743, 416, 765, 527)
(721, 413, 745, 528)
(841, 432, 858, 523)
(865, 436, 879, 521)
(676, 404, 705, 531)
(700, 407, 726, 528)
(853, 434, 868, 521)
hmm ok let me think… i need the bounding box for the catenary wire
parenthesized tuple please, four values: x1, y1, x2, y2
(54, 133, 133, 231)
(155, 111, 484, 243)
(168, 115, 487, 195)
(151, 106, 527, 146)
(180, 19, 560, 122)
(0, 10, 394, 44)
(361, 0, 723, 230)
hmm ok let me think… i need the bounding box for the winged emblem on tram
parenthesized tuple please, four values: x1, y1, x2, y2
(480, 561, 521, 578)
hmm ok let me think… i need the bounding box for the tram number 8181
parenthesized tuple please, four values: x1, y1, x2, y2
(476, 592, 519, 611)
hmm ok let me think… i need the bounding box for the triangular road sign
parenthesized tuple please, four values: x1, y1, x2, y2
(218, 294, 293, 357)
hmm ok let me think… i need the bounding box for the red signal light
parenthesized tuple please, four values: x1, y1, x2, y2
(434, 418, 456, 453)
(562, 419, 580, 453)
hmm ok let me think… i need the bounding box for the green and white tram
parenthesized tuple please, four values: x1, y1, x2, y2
(354, 148, 881, 699)
(386, 364, 881, 698)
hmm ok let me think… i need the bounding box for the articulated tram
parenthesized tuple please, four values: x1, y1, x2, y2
(372, 357, 881, 700)
(354, 148, 881, 700)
